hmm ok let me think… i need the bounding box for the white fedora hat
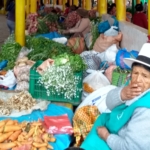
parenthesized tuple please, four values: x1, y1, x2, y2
(123, 43, 150, 68)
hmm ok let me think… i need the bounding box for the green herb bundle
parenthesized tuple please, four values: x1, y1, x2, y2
(26, 36, 73, 61)
(0, 42, 21, 70)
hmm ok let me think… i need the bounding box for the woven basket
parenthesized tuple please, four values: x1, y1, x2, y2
(112, 68, 130, 87)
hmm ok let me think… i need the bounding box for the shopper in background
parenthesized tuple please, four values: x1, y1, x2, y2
(132, 4, 148, 29)
(5, 0, 15, 34)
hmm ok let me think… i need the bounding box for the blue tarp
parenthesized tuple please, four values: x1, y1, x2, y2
(35, 32, 63, 40)
(0, 103, 73, 150)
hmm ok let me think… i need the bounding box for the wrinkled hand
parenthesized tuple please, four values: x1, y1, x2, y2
(121, 83, 142, 101)
(97, 127, 110, 141)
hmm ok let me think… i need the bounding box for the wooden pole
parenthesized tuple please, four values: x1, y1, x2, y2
(15, 0, 25, 46)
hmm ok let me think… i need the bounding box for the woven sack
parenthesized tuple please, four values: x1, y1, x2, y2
(73, 106, 100, 146)
(67, 37, 85, 54)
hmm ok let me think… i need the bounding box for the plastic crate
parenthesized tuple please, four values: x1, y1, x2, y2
(29, 61, 83, 105)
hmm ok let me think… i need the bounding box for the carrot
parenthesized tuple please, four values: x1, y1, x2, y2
(5, 120, 14, 125)
(33, 135, 43, 143)
(4, 125, 22, 133)
(47, 144, 54, 149)
(33, 142, 47, 148)
(39, 147, 47, 150)
(25, 128, 34, 139)
(31, 146, 37, 150)
(0, 120, 7, 128)
(31, 122, 42, 126)
(0, 142, 16, 149)
(42, 133, 56, 142)
(0, 132, 13, 142)
(8, 130, 22, 141)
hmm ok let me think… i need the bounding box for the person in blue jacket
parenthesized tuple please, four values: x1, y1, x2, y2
(5, 0, 15, 34)
(81, 43, 150, 150)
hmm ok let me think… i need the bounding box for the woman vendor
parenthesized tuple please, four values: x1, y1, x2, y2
(81, 43, 150, 150)
(62, 9, 91, 38)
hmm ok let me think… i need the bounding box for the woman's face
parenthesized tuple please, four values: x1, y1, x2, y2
(131, 65, 150, 93)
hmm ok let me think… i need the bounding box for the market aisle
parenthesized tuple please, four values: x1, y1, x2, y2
(0, 15, 9, 48)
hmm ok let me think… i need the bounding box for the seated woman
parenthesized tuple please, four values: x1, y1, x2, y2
(62, 9, 91, 38)
(81, 43, 150, 150)
(132, 4, 148, 29)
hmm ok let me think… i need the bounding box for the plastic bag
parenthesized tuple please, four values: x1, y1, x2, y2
(15, 81, 29, 91)
(80, 51, 101, 77)
(93, 32, 122, 53)
(0, 70, 16, 88)
(98, 44, 118, 63)
(17, 73, 29, 82)
(84, 32, 92, 50)
(77, 85, 116, 113)
(116, 49, 139, 69)
(104, 26, 119, 36)
(17, 47, 32, 60)
(44, 114, 73, 135)
(36, 32, 63, 40)
(104, 65, 117, 82)
(52, 37, 67, 44)
(83, 70, 110, 93)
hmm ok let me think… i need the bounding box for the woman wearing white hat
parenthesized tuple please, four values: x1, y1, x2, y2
(81, 43, 150, 150)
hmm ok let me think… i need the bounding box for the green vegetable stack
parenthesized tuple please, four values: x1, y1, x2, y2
(26, 36, 73, 61)
(0, 42, 21, 70)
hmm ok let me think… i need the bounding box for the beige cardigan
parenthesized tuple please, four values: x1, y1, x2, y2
(69, 18, 91, 37)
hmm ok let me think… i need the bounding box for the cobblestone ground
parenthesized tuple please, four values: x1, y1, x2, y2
(0, 14, 9, 48)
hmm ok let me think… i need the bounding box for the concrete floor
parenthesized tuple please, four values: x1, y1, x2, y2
(0, 15, 9, 47)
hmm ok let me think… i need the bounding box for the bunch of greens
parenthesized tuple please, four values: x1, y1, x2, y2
(0, 42, 21, 70)
(26, 36, 73, 61)
(90, 21, 100, 49)
(53, 53, 86, 72)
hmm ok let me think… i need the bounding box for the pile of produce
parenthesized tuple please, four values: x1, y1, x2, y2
(26, 36, 73, 61)
(26, 13, 60, 35)
(0, 91, 36, 116)
(39, 53, 86, 100)
(0, 42, 21, 70)
(0, 119, 55, 150)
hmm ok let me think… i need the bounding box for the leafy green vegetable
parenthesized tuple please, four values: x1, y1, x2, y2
(26, 37, 73, 61)
(90, 21, 100, 50)
(52, 53, 86, 72)
(0, 42, 21, 70)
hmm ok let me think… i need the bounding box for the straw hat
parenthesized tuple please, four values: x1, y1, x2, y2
(76, 9, 89, 18)
(124, 43, 150, 68)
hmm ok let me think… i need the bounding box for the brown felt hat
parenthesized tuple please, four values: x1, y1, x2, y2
(76, 9, 89, 18)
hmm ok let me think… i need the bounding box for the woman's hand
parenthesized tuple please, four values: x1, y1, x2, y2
(97, 127, 110, 141)
(121, 83, 142, 101)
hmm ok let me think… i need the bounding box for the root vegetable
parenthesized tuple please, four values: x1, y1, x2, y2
(25, 128, 34, 139)
(0, 142, 16, 149)
(5, 120, 14, 125)
(33, 136, 43, 143)
(33, 142, 47, 148)
(8, 130, 22, 141)
(4, 125, 22, 132)
(39, 147, 47, 150)
(47, 144, 54, 149)
(0, 132, 13, 142)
